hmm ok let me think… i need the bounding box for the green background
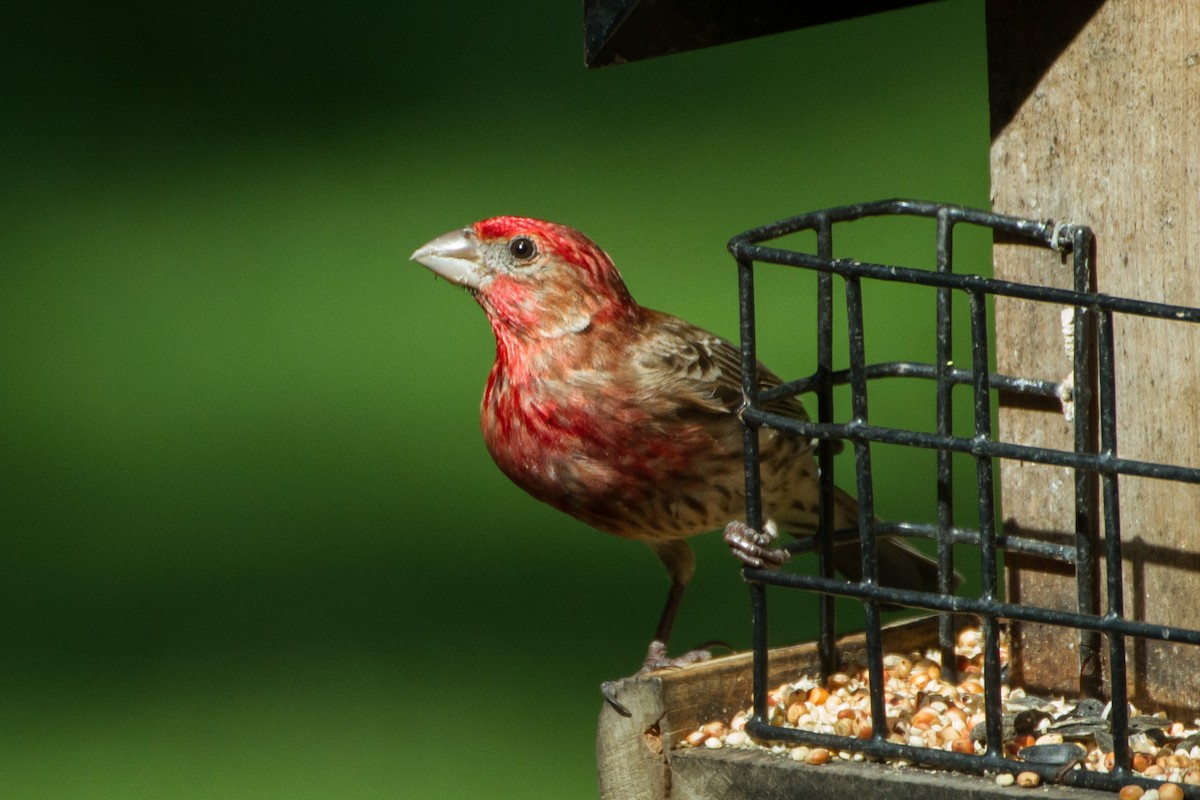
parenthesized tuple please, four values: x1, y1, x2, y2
(2, 0, 991, 796)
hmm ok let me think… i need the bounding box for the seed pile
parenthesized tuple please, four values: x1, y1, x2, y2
(679, 627, 1200, 793)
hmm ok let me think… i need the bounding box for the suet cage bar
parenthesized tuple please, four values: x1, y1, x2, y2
(731, 199, 1200, 794)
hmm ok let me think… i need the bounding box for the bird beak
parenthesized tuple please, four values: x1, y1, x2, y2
(411, 227, 486, 290)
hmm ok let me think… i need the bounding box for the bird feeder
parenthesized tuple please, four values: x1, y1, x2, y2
(591, 2, 1200, 798)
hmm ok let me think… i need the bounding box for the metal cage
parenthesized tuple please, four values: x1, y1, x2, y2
(731, 199, 1200, 793)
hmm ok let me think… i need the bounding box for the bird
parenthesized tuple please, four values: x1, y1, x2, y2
(410, 217, 941, 677)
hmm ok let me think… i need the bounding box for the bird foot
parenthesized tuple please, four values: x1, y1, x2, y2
(724, 519, 791, 569)
(600, 640, 715, 717)
(639, 639, 712, 672)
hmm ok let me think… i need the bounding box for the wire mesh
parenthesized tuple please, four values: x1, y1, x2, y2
(730, 199, 1200, 793)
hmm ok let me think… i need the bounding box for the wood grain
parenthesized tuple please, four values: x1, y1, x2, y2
(988, 0, 1200, 710)
(597, 617, 941, 800)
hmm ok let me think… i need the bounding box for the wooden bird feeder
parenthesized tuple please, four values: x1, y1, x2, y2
(589, 1, 1200, 797)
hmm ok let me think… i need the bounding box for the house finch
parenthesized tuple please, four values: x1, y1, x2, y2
(410, 217, 940, 674)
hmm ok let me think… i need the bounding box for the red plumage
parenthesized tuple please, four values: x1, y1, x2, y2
(411, 216, 940, 672)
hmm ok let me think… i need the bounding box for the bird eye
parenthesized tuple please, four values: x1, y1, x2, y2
(509, 236, 538, 261)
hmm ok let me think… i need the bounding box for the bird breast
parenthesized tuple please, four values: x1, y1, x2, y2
(479, 367, 748, 542)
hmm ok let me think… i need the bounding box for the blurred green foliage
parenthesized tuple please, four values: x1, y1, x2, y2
(1, 0, 989, 796)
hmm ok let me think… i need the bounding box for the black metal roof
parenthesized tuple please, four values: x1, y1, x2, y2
(585, 0, 936, 68)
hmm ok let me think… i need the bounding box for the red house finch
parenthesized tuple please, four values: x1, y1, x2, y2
(411, 217, 939, 672)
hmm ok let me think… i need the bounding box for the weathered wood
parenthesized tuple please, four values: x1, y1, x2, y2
(595, 616, 1124, 799)
(669, 747, 1114, 800)
(597, 617, 941, 800)
(988, 0, 1200, 710)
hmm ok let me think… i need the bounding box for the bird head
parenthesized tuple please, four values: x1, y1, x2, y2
(411, 217, 638, 340)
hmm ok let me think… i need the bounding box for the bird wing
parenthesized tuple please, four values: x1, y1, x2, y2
(634, 310, 812, 424)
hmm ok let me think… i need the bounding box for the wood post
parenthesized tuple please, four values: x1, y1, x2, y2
(988, 0, 1200, 711)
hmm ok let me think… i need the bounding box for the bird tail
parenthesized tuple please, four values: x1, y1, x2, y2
(821, 486, 948, 594)
(832, 534, 946, 595)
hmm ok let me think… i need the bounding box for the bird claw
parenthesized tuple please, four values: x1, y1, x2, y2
(639, 639, 712, 672)
(599, 640, 716, 718)
(724, 519, 791, 569)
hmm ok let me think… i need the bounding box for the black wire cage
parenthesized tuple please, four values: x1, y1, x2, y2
(730, 199, 1200, 793)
